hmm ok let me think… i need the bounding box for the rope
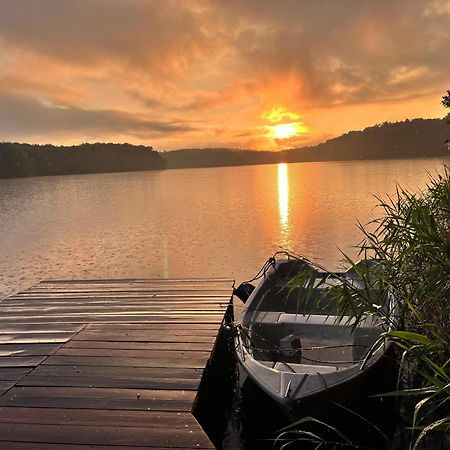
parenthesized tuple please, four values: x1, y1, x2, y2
(239, 250, 303, 285)
(235, 324, 370, 365)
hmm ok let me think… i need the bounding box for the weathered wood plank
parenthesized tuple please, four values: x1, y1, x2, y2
(0, 324, 84, 333)
(63, 340, 212, 352)
(0, 333, 79, 344)
(39, 277, 232, 284)
(0, 315, 225, 324)
(56, 348, 210, 359)
(71, 332, 216, 343)
(11, 290, 230, 297)
(0, 406, 196, 428)
(3, 299, 228, 307)
(0, 386, 196, 411)
(20, 287, 231, 294)
(84, 323, 221, 331)
(0, 382, 16, 395)
(0, 344, 61, 357)
(0, 443, 209, 450)
(0, 368, 32, 381)
(0, 356, 47, 368)
(74, 328, 217, 338)
(19, 375, 201, 391)
(0, 423, 214, 448)
(25, 365, 202, 380)
(0, 309, 227, 318)
(42, 355, 209, 369)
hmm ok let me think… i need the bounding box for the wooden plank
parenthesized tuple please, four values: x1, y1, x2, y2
(0, 356, 46, 368)
(0, 304, 227, 313)
(63, 340, 212, 352)
(10, 289, 230, 294)
(71, 332, 216, 343)
(0, 324, 84, 333)
(0, 382, 16, 395)
(0, 368, 32, 381)
(0, 387, 196, 411)
(19, 375, 200, 391)
(0, 315, 224, 324)
(0, 333, 78, 344)
(42, 355, 209, 369)
(0, 344, 61, 357)
(20, 287, 231, 294)
(0, 312, 225, 319)
(39, 277, 232, 285)
(0, 423, 214, 448)
(75, 328, 218, 338)
(24, 365, 202, 380)
(5, 299, 229, 306)
(55, 348, 210, 359)
(84, 323, 221, 331)
(10, 291, 230, 297)
(0, 443, 209, 450)
(0, 309, 227, 317)
(3, 298, 228, 306)
(0, 406, 196, 428)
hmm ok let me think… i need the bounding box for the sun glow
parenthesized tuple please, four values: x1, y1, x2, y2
(264, 107, 300, 123)
(271, 123, 299, 139)
(263, 107, 307, 144)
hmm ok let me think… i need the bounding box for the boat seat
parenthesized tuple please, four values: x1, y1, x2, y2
(278, 313, 347, 325)
(252, 311, 282, 323)
(277, 313, 378, 328)
(274, 361, 339, 374)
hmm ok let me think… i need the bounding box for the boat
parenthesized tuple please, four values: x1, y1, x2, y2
(233, 253, 396, 417)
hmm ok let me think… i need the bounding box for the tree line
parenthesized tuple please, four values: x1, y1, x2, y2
(166, 118, 450, 169)
(1, 117, 448, 178)
(0, 142, 166, 178)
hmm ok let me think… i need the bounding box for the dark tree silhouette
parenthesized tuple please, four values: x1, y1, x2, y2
(0, 142, 166, 179)
(442, 90, 450, 109)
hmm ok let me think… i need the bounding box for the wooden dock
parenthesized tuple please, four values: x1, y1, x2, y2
(0, 278, 234, 449)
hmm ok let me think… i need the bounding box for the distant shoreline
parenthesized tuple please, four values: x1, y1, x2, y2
(2, 154, 450, 182)
(1, 118, 448, 179)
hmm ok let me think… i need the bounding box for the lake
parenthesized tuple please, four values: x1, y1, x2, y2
(1, 157, 449, 299)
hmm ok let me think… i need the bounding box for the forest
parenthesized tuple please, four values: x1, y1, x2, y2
(0, 142, 166, 178)
(281, 117, 450, 163)
(166, 118, 449, 169)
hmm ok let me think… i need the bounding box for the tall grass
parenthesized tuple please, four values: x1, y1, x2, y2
(334, 168, 449, 448)
(280, 168, 450, 449)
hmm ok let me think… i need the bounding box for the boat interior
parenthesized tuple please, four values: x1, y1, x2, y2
(241, 261, 383, 370)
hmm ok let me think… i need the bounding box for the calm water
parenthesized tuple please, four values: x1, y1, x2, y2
(1, 158, 449, 299)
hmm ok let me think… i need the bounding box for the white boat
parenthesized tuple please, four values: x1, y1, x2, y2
(234, 254, 395, 415)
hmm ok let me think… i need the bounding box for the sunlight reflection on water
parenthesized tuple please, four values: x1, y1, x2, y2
(277, 163, 290, 248)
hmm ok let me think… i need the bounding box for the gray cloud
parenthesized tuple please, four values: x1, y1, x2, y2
(0, 93, 196, 140)
(0, 0, 224, 77)
(216, 0, 450, 106)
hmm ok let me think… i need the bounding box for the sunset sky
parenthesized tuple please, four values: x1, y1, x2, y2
(0, 0, 449, 151)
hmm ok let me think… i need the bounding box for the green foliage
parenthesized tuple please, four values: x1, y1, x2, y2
(442, 90, 450, 109)
(330, 168, 450, 448)
(279, 168, 450, 449)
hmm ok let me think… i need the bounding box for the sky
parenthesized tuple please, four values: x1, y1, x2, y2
(0, 0, 449, 151)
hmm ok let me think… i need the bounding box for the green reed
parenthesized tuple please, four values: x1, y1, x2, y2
(278, 167, 450, 449)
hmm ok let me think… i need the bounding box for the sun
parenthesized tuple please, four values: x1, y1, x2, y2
(262, 107, 308, 144)
(271, 123, 299, 140)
